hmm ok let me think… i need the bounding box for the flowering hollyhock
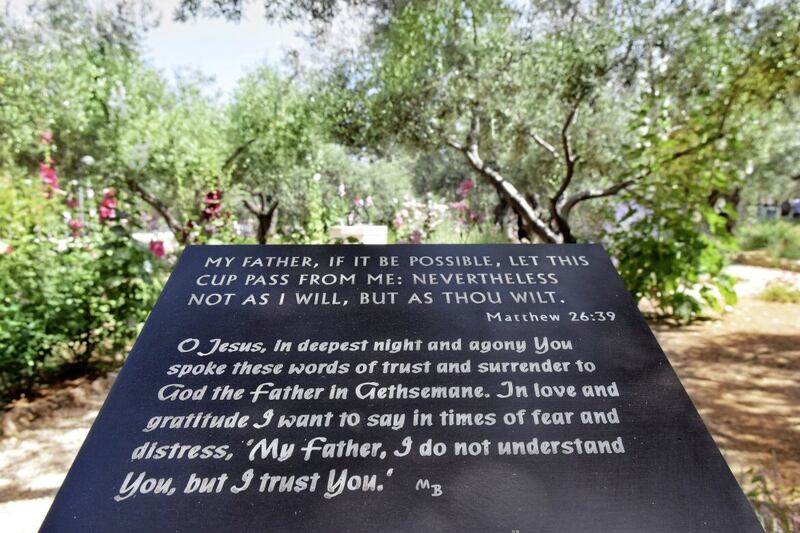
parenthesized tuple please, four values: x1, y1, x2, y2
(67, 218, 84, 236)
(337, 183, 346, 197)
(354, 196, 365, 207)
(149, 240, 165, 258)
(204, 189, 222, 205)
(99, 205, 115, 219)
(393, 213, 404, 229)
(65, 197, 79, 209)
(202, 190, 223, 220)
(39, 162, 59, 191)
(99, 188, 117, 220)
(40, 130, 53, 144)
(457, 179, 475, 197)
(365, 196, 374, 207)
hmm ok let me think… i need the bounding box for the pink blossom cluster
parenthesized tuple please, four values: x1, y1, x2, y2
(457, 179, 475, 197)
(39, 162, 58, 194)
(67, 218, 84, 237)
(99, 188, 117, 220)
(149, 240, 165, 258)
(450, 179, 485, 225)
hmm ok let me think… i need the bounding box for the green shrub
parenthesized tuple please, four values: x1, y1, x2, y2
(0, 175, 165, 402)
(611, 214, 737, 322)
(738, 221, 800, 261)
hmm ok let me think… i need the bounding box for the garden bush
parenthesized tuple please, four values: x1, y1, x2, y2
(738, 221, 800, 261)
(0, 174, 165, 403)
(611, 214, 737, 322)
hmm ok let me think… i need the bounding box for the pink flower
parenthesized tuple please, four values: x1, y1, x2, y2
(203, 204, 221, 220)
(99, 205, 116, 219)
(65, 197, 79, 209)
(39, 162, 58, 190)
(408, 229, 424, 244)
(469, 211, 485, 223)
(393, 214, 404, 229)
(457, 179, 475, 197)
(40, 130, 53, 144)
(67, 218, 83, 236)
(449, 200, 468, 211)
(99, 191, 117, 219)
(354, 197, 365, 207)
(365, 196, 374, 207)
(204, 189, 222, 204)
(149, 240, 165, 258)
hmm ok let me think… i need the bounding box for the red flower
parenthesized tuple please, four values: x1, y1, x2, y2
(149, 240, 165, 258)
(202, 189, 223, 220)
(457, 179, 475, 197)
(65, 197, 79, 209)
(67, 218, 83, 236)
(204, 190, 222, 204)
(99, 188, 118, 219)
(202, 204, 222, 220)
(39, 162, 58, 190)
(99, 205, 116, 219)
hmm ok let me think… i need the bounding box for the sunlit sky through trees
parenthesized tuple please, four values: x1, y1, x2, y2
(5, 0, 306, 96)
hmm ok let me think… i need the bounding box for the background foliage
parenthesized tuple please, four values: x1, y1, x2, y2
(1, 0, 799, 401)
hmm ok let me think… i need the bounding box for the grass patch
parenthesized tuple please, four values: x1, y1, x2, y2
(760, 279, 800, 303)
(739, 468, 800, 533)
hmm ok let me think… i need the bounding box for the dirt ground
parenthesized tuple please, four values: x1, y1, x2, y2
(0, 265, 797, 532)
(652, 265, 800, 487)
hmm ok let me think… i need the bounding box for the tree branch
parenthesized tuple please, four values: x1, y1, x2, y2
(561, 178, 639, 218)
(222, 138, 256, 173)
(125, 177, 184, 239)
(667, 132, 724, 162)
(529, 132, 558, 159)
(552, 99, 582, 205)
(244, 192, 279, 245)
(445, 138, 464, 151)
(559, 125, 730, 218)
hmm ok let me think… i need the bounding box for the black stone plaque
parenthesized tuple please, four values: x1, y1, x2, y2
(42, 244, 761, 532)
